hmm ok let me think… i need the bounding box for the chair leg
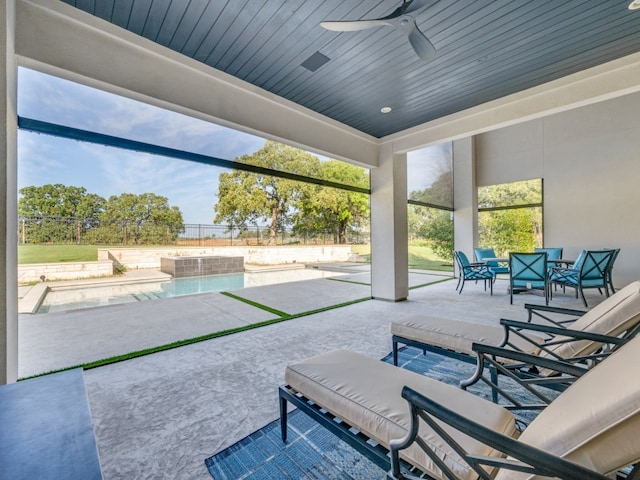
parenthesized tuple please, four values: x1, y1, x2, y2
(490, 278, 493, 296)
(545, 284, 549, 306)
(458, 279, 465, 294)
(280, 394, 288, 442)
(579, 286, 588, 308)
(392, 338, 399, 366)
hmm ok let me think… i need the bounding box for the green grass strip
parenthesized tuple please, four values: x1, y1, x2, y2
(18, 295, 372, 381)
(409, 277, 455, 290)
(220, 291, 289, 317)
(327, 277, 371, 286)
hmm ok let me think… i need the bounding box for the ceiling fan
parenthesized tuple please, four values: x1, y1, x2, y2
(320, 0, 436, 62)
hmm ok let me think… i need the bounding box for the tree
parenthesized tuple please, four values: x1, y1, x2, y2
(18, 184, 105, 243)
(214, 141, 321, 245)
(18, 184, 105, 218)
(409, 168, 454, 261)
(97, 193, 184, 244)
(409, 204, 454, 262)
(477, 180, 542, 255)
(409, 170, 453, 208)
(293, 161, 369, 244)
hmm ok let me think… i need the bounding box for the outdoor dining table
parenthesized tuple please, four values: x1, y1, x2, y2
(547, 258, 575, 267)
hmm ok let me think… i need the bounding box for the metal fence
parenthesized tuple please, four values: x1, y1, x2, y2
(18, 216, 370, 246)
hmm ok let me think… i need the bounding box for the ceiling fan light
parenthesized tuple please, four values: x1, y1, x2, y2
(380, 106, 392, 113)
(629, 0, 640, 9)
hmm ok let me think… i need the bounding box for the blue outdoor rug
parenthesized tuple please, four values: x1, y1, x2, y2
(205, 346, 554, 480)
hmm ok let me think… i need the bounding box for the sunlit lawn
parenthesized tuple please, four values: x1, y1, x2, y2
(19, 245, 100, 264)
(351, 242, 453, 272)
(19, 243, 453, 272)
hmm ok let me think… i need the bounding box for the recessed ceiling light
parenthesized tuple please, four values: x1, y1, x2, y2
(380, 106, 392, 114)
(629, 0, 640, 9)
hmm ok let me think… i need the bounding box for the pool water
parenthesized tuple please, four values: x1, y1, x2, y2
(36, 269, 342, 314)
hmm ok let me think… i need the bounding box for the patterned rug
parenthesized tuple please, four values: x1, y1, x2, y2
(205, 346, 553, 480)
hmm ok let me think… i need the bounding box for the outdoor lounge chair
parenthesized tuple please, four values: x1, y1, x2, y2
(391, 280, 640, 405)
(279, 334, 640, 480)
(389, 333, 640, 480)
(392, 280, 640, 363)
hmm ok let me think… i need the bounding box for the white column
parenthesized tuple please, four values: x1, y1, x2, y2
(370, 145, 408, 301)
(453, 137, 477, 262)
(1, 0, 18, 384)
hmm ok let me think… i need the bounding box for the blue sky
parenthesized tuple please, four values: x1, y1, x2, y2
(18, 67, 446, 224)
(18, 67, 266, 224)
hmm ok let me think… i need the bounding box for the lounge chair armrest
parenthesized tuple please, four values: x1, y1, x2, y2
(471, 342, 588, 379)
(524, 303, 586, 319)
(389, 386, 608, 480)
(500, 319, 629, 347)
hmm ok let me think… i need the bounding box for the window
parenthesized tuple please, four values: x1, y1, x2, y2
(477, 179, 543, 256)
(407, 143, 454, 269)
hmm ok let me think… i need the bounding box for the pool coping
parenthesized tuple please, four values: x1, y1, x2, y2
(18, 269, 173, 314)
(17, 264, 335, 314)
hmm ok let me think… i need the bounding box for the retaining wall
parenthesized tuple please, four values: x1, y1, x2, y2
(18, 261, 114, 284)
(99, 246, 354, 270)
(18, 246, 355, 283)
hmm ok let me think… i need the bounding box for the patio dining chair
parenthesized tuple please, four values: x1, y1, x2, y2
(550, 249, 616, 307)
(509, 252, 549, 305)
(474, 247, 509, 275)
(534, 247, 563, 261)
(453, 250, 495, 295)
(604, 247, 621, 294)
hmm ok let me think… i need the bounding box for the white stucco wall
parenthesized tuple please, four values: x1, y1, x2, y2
(475, 92, 640, 287)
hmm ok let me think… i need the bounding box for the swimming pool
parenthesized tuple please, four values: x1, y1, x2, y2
(36, 269, 343, 314)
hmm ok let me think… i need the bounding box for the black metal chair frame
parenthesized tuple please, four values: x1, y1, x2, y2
(605, 248, 621, 294)
(279, 384, 427, 477)
(459, 320, 633, 411)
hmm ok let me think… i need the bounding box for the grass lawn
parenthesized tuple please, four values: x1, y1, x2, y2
(18, 245, 99, 264)
(352, 243, 453, 272)
(19, 243, 453, 272)
(408, 244, 453, 272)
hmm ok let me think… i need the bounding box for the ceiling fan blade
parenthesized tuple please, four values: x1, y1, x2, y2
(395, 16, 436, 62)
(407, 26, 436, 61)
(320, 20, 390, 32)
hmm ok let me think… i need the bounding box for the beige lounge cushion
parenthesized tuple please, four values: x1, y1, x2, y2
(541, 280, 640, 361)
(495, 334, 640, 480)
(391, 314, 541, 356)
(285, 349, 516, 480)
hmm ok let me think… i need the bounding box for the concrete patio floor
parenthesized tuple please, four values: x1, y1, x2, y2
(19, 270, 610, 479)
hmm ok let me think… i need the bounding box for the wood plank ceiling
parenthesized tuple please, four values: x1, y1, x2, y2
(61, 0, 640, 138)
